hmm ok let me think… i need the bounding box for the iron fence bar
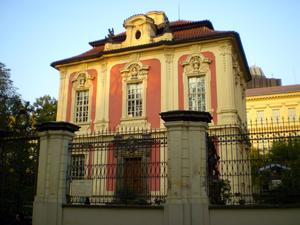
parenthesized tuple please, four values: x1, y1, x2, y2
(208, 120, 300, 206)
(66, 128, 167, 206)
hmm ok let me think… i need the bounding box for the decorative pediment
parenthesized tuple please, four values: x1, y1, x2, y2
(72, 72, 95, 89)
(182, 54, 211, 76)
(104, 12, 172, 51)
(120, 62, 149, 82)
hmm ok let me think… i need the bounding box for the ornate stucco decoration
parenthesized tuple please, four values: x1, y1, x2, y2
(232, 53, 246, 99)
(232, 53, 242, 85)
(104, 12, 173, 51)
(72, 72, 95, 90)
(119, 61, 150, 130)
(120, 62, 149, 82)
(181, 53, 212, 114)
(219, 43, 232, 72)
(182, 54, 211, 76)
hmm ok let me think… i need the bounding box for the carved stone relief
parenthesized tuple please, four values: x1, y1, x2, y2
(72, 72, 95, 90)
(182, 54, 211, 76)
(121, 62, 149, 82)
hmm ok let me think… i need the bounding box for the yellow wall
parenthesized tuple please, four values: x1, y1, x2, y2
(246, 91, 300, 123)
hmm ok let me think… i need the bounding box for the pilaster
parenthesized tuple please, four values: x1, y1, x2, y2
(218, 43, 237, 124)
(57, 69, 67, 121)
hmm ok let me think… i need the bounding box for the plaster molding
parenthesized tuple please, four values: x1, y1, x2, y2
(120, 61, 149, 82)
(72, 71, 95, 90)
(119, 61, 150, 128)
(182, 54, 211, 76)
(219, 43, 232, 72)
(247, 93, 300, 101)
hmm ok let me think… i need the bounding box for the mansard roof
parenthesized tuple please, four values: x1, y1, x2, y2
(51, 16, 249, 79)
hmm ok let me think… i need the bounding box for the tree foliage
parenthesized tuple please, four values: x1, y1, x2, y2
(32, 95, 57, 124)
(0, 63, 22, 131)
(251, 138, 300, 204)
(0, 62, 57, 223)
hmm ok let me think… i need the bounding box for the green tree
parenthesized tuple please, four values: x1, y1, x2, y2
(252, 138, 300, 204)
(0, 63, 23, 131)
(32, 95, 57, 124)
(1, 62, 57, 223)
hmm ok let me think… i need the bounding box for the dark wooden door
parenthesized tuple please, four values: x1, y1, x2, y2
(123, 157, 143, 196)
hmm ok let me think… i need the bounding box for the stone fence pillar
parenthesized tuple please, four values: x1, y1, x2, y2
(33, 122, 79, 225)
(160, 110, 212, 225)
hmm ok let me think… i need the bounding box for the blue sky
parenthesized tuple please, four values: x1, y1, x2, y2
(1, 0, 300, 103)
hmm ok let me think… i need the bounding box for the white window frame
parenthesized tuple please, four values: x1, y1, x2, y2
(74, 90, 89, 123)
(188, 76, 206, 111)
(256, 110, 264, 123)
(71, 72, 94, 126)
(182, 54, 211, 113)
(127, 82, 143, 117)
(288, 108, 296, 121)
(119, 62, 150, 129)
(272, 109, 280, 122)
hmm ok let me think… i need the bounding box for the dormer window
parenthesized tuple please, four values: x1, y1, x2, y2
(104, 11, 172, 51)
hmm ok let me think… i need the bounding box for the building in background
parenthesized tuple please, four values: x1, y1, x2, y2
(246, 84, 300, 124)
(246, 65, 300, 124)
(51, 11, 250, 133)
(247, 65, 281, 89)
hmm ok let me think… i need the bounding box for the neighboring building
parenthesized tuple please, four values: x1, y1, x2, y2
(246, 84, 300, 123)
(247, 65, 281, 89)
(51, 11, 251, 133)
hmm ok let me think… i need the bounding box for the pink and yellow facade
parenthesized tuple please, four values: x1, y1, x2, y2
(52, 11, 251, 132)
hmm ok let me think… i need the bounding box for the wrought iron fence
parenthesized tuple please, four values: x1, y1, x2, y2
(0, 132, 39, 224)
(67, 128, 167, 206)
(208, 119, 300, 206)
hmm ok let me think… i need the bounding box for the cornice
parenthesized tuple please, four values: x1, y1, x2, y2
(246, 92, 300, 101)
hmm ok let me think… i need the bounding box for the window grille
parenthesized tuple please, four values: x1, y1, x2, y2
(127, 83, 143, 117)
(75, 90, 89, 123)
(188, 76, 205, 111)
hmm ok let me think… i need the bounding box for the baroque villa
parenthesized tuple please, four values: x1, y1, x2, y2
(51, 11, 251, 132)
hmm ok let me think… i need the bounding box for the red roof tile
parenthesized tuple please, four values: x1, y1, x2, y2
(246, 85, 300, 97)
(55, 45, 105, 65)
(51, 19, 242, 70)
(173, 26, 219, 40)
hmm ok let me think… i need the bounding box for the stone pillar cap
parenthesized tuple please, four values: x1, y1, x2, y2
(36, 121, 80, 133)
(160, 110, 212, 123)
